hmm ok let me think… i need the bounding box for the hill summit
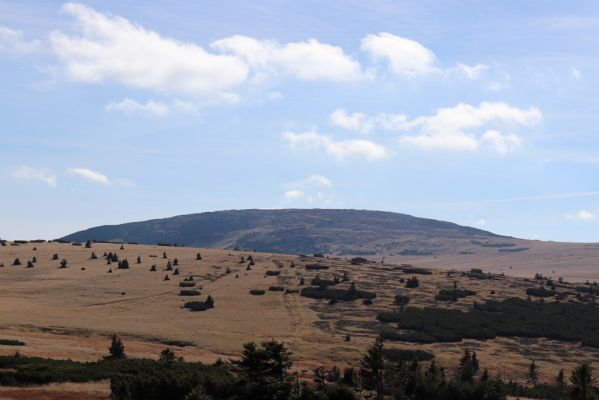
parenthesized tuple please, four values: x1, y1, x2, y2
(62, 209, 504, 256)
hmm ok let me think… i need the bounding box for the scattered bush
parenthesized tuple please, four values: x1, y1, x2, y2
(526, 287, 556, 297)
(435, 289, 477, 301)
(0, 339, 25, 346)
(300, 284, 376, 302)
(402, 267, 432, 275)
(268, 286, 285, 292)
(383, 348, 434, 362)
(377, 297, 599, 347)
(184, 295, 214, 312)
(265, 270, 281, 276)
(305, 264, 329, 270)
(179, 290, 201, 296)
(405, 276, 420, 288)
(394, 294, 410, 306)
(250, 289, 266, 296)
(12, 258, 21, 266)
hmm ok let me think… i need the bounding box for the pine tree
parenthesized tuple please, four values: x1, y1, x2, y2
(204, 295, 214, 308)
(361, 337, 385, 400)
(555, 369, 566, 390)
(159, 347, 178, 364)
(481, 368, 490, 382)
(458, 349, 477, 382)
(528, 360, 538, 385)
(570, 363, 594, 400)
(107, 334, 126, 359)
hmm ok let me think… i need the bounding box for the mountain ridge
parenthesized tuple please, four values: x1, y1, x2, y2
(62, 208, 511, 256)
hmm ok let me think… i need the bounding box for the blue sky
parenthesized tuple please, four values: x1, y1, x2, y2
(1, 1, 598, 242)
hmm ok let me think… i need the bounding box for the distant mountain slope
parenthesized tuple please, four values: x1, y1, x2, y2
(62, 209, 506, 256)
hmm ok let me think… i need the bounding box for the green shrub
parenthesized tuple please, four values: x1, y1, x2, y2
(377, 297, 599, 347)
(526, 287, 556, 297)
(300, 286, 376, 301)
(435, 289, 477, 301)
(383, 348, 434, 362)
(305, 264, 329, 270)
(179, 290, 201, 296)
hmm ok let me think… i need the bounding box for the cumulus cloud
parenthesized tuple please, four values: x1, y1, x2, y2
(211, 35, 364, 82)
(304, 174, 333, 187)
(0, 26, 42, 55)
(104, 98, 202, 116)
(282, 131, 389, 161)
(283, 190, 304, 201)
(399, 102, 541, 152)
(67, 168, 111, 184)
(50, 3, 249, 96)
(571, 66, 582, 80)
(330, 109, 375, 134)
(282, 174, 336, 204)
(105, 98, 170, 116)
(455, 63, 489, 80)
(566, 210, 595, 222)
(11, 166, 57, 187)
(331, 102, 541, 154)
(361, 32, 437, 77)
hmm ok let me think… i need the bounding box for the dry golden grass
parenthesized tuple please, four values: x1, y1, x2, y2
(0, 381, 109, 400)
(0, 241, 598, 385)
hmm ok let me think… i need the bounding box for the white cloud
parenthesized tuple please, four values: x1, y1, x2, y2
(283, 190, 304, 201)
(67, 168, 111, 184)
(331, 102, 540, 154)
(566, 210, 595, 222)
(211, 35, 364, 82)
(0, 26, 42, 55)
(282, 131, 389, 161)
(480, 130, 523, 154)
(11, 166, 57, 187)
(283, 174, 335, 204)
(104, 98, 201, 116)
(571, 66, 582, 80)
(50, 3, 249, 96)
(361, 32, 437, 77)
(105, 98, 169, 116)
(455, 63, 489, 80)
(305, 174, 333, 187)
(475, 218, 488, 226)
(330, 109, 375, 134)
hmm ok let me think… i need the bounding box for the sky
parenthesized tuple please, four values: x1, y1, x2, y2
(0, 0, 598, 242)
